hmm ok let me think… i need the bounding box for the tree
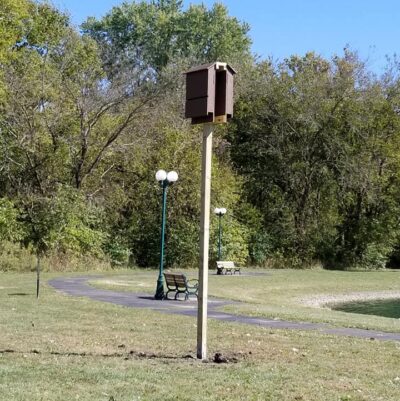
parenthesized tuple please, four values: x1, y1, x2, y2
(229, 54, 342, 264)
(82, 1, 251, 76)
(0, 0, 28, 99)
(0, 198, 23, 243)
(2, 21, 167, 195)
(330, 56, 400, 268)
(229, 51, 400, 268)
(0, 0, 29, 62)
(20, 185, 105, 296)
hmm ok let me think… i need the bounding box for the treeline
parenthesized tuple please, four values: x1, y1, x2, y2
(1, 0, 400, 271)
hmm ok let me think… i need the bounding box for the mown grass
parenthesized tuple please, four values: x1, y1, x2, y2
(1, 271, 400, 401)
(92, 268, 400, 333)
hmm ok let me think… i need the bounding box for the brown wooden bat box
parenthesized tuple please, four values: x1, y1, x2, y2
(185, 62, 236, 125)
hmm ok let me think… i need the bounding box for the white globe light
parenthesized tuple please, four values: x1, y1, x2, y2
(155, 169, 167, 182)
(167, 171, 178, 183)
(220, 208, 227, 215)
(214, 208, 221, 214)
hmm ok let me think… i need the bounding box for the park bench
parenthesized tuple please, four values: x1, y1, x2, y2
(163, 272, 198, 300)
(216, 261, 241, 275)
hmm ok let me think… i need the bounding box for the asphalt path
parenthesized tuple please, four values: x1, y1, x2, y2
(48, 276, 400, 342)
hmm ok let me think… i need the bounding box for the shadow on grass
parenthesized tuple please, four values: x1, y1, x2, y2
(8, 293, 30, 296)
(137, 296, 196, 303)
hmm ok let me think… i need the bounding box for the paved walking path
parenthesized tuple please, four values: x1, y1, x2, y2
(48, 276, 400, 342)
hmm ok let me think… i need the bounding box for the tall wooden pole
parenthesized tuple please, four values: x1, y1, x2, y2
(197, 123, 213, 360)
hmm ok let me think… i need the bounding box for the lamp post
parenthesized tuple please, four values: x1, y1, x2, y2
(214, 208, 227, 262)
(155, 169, 178, 300)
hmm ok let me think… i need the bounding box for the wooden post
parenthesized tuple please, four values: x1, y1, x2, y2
(197, 123, 213, 360)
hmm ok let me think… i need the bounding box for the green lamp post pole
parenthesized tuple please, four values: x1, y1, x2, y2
(214, 208, 227, 262)
(155, 179, 168, 299)
(218, 214, 222, 260)
(155, 169, 178, 300)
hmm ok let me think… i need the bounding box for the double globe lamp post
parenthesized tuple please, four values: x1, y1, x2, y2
(214, 207, 227, 262)
(154, 169, 178, 300)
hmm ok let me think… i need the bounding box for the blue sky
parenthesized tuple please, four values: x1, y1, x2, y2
(55, 0, 400, 73)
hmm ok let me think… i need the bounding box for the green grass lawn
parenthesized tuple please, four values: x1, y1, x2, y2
(0, 270, 400, 401)
(92, 268, 400, 333)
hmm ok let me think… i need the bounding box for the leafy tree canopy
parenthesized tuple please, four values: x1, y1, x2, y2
(82, 0, 252, 75)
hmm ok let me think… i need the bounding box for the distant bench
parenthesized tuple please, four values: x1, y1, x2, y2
(216, 261, 241, 275)
(163, 272, 198, 300)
